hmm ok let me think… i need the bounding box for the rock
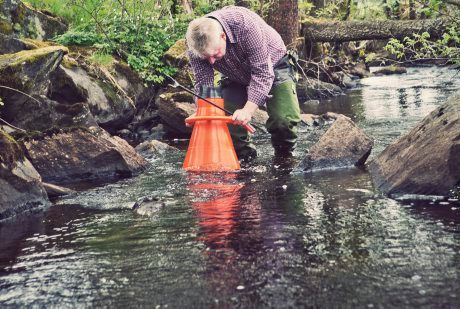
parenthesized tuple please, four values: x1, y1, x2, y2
(0, 0, 67, 40)
(296, 76, 342, 102)
(299, 115, 374, 171)
(0, 46, 68, 99)
(42, 182, 75, 198)
(132, 196, 165, 217)
(4, 97, 97, 131)
(0, 130, 49, 220)
(135, 140, 178, 159)
(48, 64, 135, 131)
(300, 113, 318, 126)
(347, 62, 371, 78)
(157, 90, 195, 136)
(0, 33, 28, 54)
(163, 39, 193, 88)
(369, 92, 460, 197)
(23, 127, 149, 184)
(373, 65, 407, 75)
(112, 61, 157, 110)
(0, 46, 92, 131)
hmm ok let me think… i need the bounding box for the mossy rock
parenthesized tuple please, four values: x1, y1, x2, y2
(0, 45, 67, 69)
(0, 0, 67, 40)
(163, 39, 188, 67)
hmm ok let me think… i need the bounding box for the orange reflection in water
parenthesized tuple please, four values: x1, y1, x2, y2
(187, 172, 244, 248)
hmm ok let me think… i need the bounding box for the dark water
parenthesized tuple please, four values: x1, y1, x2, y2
(1, 67, 459, 307)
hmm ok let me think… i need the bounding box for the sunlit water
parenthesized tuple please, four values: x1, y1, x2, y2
(1, 67, 459, 307)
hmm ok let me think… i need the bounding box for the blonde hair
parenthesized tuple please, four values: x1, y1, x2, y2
(186, 17, 223, 57)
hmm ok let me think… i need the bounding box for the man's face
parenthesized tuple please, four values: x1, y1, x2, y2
(202, 32, 226, 65)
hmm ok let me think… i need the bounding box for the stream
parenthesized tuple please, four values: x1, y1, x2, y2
(1, 66, 459, 307)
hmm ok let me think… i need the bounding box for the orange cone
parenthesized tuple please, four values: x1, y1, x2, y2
(183, 96, 241, 171)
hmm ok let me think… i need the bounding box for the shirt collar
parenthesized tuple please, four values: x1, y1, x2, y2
(206, 14, 236, 44)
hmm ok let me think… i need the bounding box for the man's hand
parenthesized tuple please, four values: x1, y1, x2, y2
(232, 101, 258, 126)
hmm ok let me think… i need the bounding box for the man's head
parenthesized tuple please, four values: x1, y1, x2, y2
(186, 17, 226, 64)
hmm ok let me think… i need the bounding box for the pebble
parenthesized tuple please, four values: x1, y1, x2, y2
(282, 185, 287, 190)
(236, 285, 245, 290)
(411, 275, 421, 281)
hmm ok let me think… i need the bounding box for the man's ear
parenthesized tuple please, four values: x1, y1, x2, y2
(220, 32, 226, 40)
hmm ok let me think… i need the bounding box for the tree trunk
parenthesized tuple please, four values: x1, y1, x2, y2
(342, 0, 351, 20)
(181, 0, 193, 14)
(235, 0, 251, 8)
(302, 18, 448, 42)
(266, 0, 299, 47)
(409, 0, 416, 20)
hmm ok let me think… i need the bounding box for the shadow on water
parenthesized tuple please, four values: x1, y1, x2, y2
(1, 67, 460, 307)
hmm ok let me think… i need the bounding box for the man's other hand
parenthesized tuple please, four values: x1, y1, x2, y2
(232, 101, 258, 125)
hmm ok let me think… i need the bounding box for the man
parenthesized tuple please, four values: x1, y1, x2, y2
(186, 6, 301, 161)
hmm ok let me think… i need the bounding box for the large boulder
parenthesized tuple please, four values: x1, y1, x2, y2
(0, 0, 67, 40)
(0, 45, 67, 97)
(0, 46, 100, 131)
(48, 62, 136, 131)
(112, 61, 157, 111)
(369, 93, 460, 197)
(23, 127, 149, 184)
(0, 130, 49, 220)
(299, 115, 373, 171)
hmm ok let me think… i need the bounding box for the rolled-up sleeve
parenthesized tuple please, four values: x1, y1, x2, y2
(242, 19, 274, 106)
(188, 51, 214, 95)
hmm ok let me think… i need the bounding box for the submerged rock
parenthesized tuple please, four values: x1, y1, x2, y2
(373, 65, 407, 75)
(369, 92, 460, 197)
(299, 115, 373, 171)
(23, 127, 149, 184)
(135, 140, 179, 159)
(0, 130, 49, 220)
(132, 196, 165, 217)
(296, 76, 342, 102)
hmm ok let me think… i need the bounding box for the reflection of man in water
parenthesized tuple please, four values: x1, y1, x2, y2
(186, 6, 301, 162)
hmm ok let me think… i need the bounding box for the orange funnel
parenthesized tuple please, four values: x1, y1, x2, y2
(183, 96, 240, 171)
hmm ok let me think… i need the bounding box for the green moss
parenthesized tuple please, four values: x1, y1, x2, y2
(163, 39, 188, 67)
(0, 129, 24, 168)
(0, 18, 13, 35)
(61, 56, 76, 69)
(22, 38, 53, 49)
(0, 45, 68, 68)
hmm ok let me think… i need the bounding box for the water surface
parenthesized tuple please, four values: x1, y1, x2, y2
(1, 66, 459, 307)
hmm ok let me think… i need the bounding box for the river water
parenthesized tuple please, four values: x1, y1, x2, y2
(1, 67, 459, 307)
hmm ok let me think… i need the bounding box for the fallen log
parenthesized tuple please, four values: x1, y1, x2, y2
(302, 18, 448, 42)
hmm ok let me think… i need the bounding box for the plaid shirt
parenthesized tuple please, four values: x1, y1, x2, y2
(188, 6, 286, 106)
